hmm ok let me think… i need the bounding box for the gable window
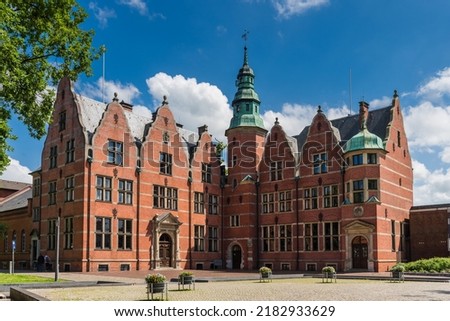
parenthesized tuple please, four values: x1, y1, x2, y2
(208, 194, 219, 214)
(159, 152, 172, 175)
(194, 225, 205, 252)
(194, 192, 205, 214)
(48, 181, 57, 205)
(353, 180, 364, 203)
(270, 161, 283, 181)
(118, 179, 133, 204)
(33, 208, 40, 222)
(367, 153, 377, 164)
(49, 146, 57, 169)
(304, 223, 319, 251)
(324, 222, 339, 251)
(313, 153, 328, 174)
(279, 190, 292, 212)
(107, 140, 123, 165)
(352, 154, 363, 166)
(262, 193, 275, 213)
(66, 139, 75, 163)
(96, 176, 112, 202)
(64, 217, 74, 250)
(153, 185, 178, 210)
(59, 111, 66, 131)
(202, 163, 212, 183)
(118, 219, 132, 250)
(95, 217, 111, 249)
(65, 176, 75, 202)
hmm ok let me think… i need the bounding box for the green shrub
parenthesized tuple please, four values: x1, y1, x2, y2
(403, 257, 450, 273)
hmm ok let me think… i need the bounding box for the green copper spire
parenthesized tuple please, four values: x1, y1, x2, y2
(228, 46, 265, 130)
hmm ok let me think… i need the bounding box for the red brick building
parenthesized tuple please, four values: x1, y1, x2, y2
(1, 47, 416, 272)
(410, 204, 450, 261)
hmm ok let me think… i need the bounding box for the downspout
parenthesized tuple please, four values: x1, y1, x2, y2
(136, 167, 141, 270)
(295, 175, 300, 271)
(188, 173, 193, 269)
(86, 152, 93, 272)
(255, 173, 260, 270)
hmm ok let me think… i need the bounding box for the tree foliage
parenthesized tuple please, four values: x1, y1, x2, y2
(0, 0, 101, 172)
(0, 222, 8, 238)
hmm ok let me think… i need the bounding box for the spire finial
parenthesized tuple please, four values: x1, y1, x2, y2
(275, 117, 279, 125)
(393, 89, 398, 98)
(242, 30, 249, 66)
(113, 92, 118, 102)
(317, 105, 322, 113)
(162, 95, 168, 105)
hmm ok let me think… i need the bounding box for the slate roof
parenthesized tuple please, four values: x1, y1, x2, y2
(293, 106, 392, 152)
(0, 179, 31, 192)
(72, 93, 198, 155)
(0, 186, 32, 213)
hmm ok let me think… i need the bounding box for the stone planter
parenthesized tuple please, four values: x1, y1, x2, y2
(259, 272, 272, 282)
(146, 282, 167, 300)
(180, 275, 193, 285)
(322, 272, 337, 283)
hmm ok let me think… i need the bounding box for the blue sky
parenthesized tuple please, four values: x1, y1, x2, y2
(3, 0, 450, 205)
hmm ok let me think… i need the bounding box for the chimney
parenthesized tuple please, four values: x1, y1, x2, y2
(198, 124, 208, 137)
(359, 101, 369, 129)
(120, 100, 133, 111)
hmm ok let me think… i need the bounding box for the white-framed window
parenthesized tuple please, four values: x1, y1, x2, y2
(118, 219, 132, 250)
(304, 223, 318, 251)
(159, 152, 172, 175)
(202, 163, 212, 183)
(262, 193, 275, 213)
(279, 224, 292, 251)
(270, 161, 283, 181)
(313, 152, 327, 174)
(95, 217, 111, 249)
(66, 139, 75, 163)
(208, 226, 218, 252)
(153, 185, 178, 210)
(48, 181, 57, 205)
(64, 217, 74, 249)
(118, 179, 133, 204)
(262, 225, 275, 252)
(65, 176, 75, 202)
(304, 188, 318, 210)
(230, 215, 240, 227)
(208, 194, 219, 214)
(323, 185, 338, 208)
(324, 222, 339, 251)
(107, 140, 123, 165)
(48, 219, 57, 250)
(279, 190, 292, 212)
(96, 176, 112, 202)
(194, 192, 205, 213)
(194, 225, 205, 252)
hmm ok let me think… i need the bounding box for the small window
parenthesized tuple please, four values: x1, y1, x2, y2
(352, 154, 363, 166)
(367, 153, 377, 164)
(107, 140, 123, 165)
(98, 264, 109, 272)
(120, 264, 131, 271)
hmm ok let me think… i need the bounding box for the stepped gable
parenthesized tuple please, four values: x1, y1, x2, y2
(294, 105, 392, 152)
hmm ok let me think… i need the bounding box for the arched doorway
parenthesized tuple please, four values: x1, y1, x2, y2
(232, 244, 242, 269)
(159, 233, 172, 268)
(352, 236, 368, 269)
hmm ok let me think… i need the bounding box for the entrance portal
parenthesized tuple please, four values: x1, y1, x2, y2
(232, 244, 242, 269)
(159, 233, 172, 268)
(352, 236, 368, 269)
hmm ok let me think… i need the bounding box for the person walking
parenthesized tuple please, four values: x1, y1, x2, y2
(37, 254, 45, 272)
(44, 254, 52, 271)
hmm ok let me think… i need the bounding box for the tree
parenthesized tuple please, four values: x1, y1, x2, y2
(0, 1, 101, 172)
(0, 222, 8, 238)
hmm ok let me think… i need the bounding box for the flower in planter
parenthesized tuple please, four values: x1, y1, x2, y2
(145, 273, 166, 284)
(179, 271, 194, 278)
(322, 266, 336, 274)
(259, 266, 272, 274)
(390, 264, 406, 272)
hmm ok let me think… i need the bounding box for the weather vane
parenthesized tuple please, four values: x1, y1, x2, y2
(242, 29, 249, 45)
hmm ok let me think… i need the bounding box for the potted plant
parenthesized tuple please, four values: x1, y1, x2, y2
(145, 273, 166, 294)
(259, 266, 272, 280)
(322, 266, 336, 282)
(390, 264, 406, 281)
(179, 271, 194, 285)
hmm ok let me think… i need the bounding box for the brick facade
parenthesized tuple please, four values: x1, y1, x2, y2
(0, 48, 422, 273)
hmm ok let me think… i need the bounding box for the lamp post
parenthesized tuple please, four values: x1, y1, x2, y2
(55, 216, 60, 282)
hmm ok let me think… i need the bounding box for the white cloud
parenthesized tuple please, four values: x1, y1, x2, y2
(369, 96, 392, 109)
(146, 73, 232, 142)
(418, 67, 450, 102)
(439, 147, 450, 164)
(0, 158, 32, 184)
(78, 77, 141, 105)
(132, 104, 153, 119)
(404, 102, 450, 148)
(89, 2, 116, 28)
(272, 0, 329, 19)
(412, 159, 450, 205)
(118, 0, 148, 15)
